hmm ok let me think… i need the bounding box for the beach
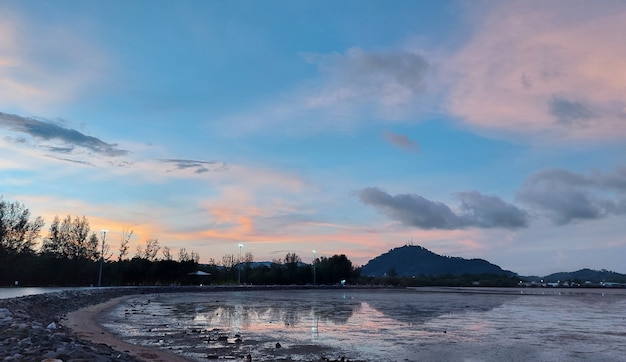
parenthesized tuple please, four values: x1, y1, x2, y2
(64, 295, 190, 362)
(0, 288, 139, 361)
(0, 286, 230, 361)
(0, 286, 351, 361)
(3, 286, 626, 361)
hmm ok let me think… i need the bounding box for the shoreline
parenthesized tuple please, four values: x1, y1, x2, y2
(0, 285, 360, 361)
(4, 285, 620, 361)
(65, 295, 191, 362)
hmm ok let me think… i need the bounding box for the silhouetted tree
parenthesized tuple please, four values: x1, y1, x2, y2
(0, 197, 44, 256)
(162, 246, 172, 261)
(316, 254, 355, 284)
(40, 215, 97, 260)
(118, 229, 133, 261)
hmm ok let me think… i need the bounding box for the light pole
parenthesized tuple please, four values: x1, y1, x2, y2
(98, 229, 107, 287)
(312, 250, 317, 285)
(238, 243, 243, 284)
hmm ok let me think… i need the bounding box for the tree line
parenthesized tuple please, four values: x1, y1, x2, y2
(0, 196, 359, 287)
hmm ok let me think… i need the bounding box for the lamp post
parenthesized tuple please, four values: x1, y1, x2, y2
(312, 250, 317, 285)
(238, 244, 243, 284)
(98, 229, 107, 287)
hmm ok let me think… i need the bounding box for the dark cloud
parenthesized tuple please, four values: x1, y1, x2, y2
(383, 131, 419, 153)
(456, 191, 529, 228)
(305, 48, 430, 99)
(548, 95, 592, 126)
(47, 155, 95, 167)
(357, 187, 528, 230)
(4, 136, 28, 144)
(517, 167, 626, 225)
(46, 146, 75, 154)
(0, 112, 129, 156)
(160, 159, 228, 174)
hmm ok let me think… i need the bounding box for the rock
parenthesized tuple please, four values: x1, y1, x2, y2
(0, 308, 13, 323)
(47, 322, 57, 330)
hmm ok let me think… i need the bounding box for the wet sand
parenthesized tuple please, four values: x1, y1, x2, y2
(66, 296, 191, 362)
(63, 287, 626, 362)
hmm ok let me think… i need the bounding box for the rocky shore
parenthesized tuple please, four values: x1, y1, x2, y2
(0, 285, 355, 362)
(0, 286, 219, 361)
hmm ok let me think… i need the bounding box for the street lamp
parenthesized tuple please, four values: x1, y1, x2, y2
(97, 229, 108, 287)
(312, 250, 317, 285)
(238, 244, 243, 284)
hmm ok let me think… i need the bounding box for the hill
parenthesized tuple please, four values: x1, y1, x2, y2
(360, 245, 512, 277)
(539, 268, 626, 284)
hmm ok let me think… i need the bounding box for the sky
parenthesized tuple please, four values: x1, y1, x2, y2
(1, 0, 625, 276)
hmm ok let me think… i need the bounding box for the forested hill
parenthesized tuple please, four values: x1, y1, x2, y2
(360, 245, 512, 277)
(540, 268, 626, 283)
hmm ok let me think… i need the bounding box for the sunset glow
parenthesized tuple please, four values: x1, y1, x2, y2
(1, 0, 625, 275)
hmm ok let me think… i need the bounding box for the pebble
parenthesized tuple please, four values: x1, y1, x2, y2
(1, 285, 328, 361)
(0, 288, 178, 361)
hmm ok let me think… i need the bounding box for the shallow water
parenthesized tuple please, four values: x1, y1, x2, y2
(0, 287, 80, 299)
(102, 288, 626, 361)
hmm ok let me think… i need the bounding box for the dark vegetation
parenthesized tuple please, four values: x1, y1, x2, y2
(2, 196, 624, 288)
(0, 196, 358, 287)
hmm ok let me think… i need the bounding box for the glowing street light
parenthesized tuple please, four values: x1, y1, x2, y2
(97, 229, 108, 287)
(238, 243, 244, 284)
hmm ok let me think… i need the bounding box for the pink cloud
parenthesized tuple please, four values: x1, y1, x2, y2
(446, 1, 626, 142)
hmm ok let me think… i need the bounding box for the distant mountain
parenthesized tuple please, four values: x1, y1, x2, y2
(360, 245, 512, 277)
(539, 269, 626, 283)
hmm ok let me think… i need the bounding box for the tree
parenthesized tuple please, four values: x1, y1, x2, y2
(144, 238, 160, 261)
(190, 250, 200, 263)
(136, 238, 160, 261)
(40, 215, 97, 260)
(0, 197, 44, 286)
(284, 252, 302, 284)
(285, 252, 301, 265)
(162, 245, 173, 261)
(317, 254, 355, 284)
(222, 253, 236, 268)
(178, 248, 190, 262)
(118, 229, 133, 261)
(0, 197, 44, 256)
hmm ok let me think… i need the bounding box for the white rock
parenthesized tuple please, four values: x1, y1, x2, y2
(46, 322, 56, 330)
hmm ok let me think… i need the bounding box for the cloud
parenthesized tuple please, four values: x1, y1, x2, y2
(517, 167, 626, 225)
(305, 47, 430, 106)
(383, 131, 419, 152)
(456, 191, 530, 229)
(47, 156, 95, 167)
(219, 48, 433, 136)
(548, 96, 593, 127)
(0, 112, 128, 156)
(160, 159, 229, 174)
(357, 187, 528, 230)
(446, 1, 626, 142)
(0, 9, 108, 111)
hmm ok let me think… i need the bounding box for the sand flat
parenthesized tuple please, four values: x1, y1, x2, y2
(65, 295, 191, 362)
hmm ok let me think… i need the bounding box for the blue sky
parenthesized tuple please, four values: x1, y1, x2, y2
(2, 0, 625, 275)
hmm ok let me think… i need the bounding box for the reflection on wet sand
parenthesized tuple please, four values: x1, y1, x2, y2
(102, 288, 626, 362)
(180, 292, 363, 330)
(184, 289, 510, 330)
(362, 290, 512, 325)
